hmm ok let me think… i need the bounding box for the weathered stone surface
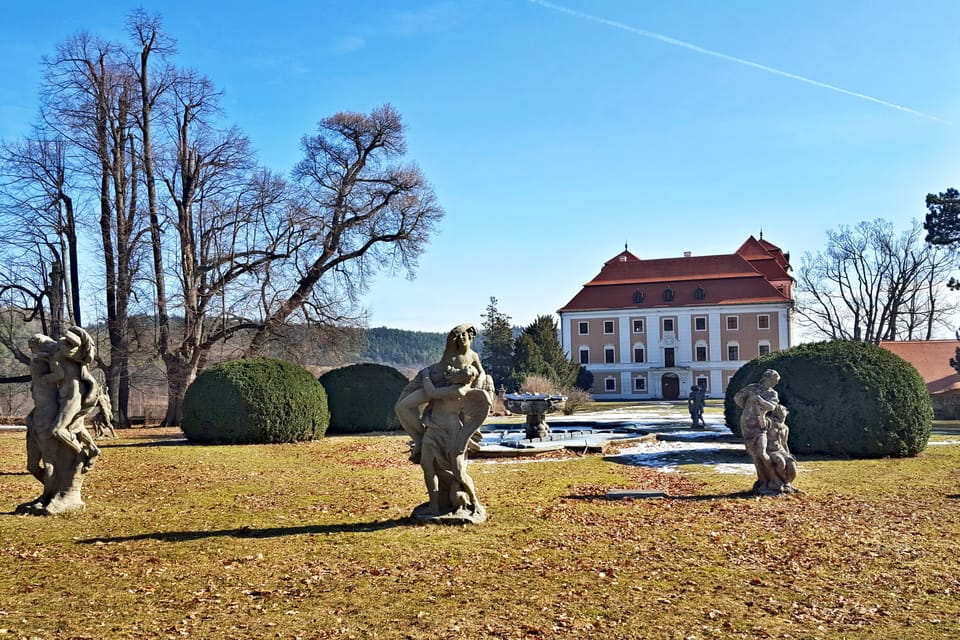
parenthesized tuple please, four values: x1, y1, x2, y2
(733, 369, 801, 497)
(395, 323, 493, 523)
(17, 327, 102, 515)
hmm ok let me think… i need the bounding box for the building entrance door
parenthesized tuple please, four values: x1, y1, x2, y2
(661, 373, 680, 399)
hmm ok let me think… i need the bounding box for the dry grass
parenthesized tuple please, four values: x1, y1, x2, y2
(0, 426, 958, 639)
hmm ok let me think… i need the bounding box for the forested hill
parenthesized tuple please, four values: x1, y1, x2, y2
(360, 327, 445, 368)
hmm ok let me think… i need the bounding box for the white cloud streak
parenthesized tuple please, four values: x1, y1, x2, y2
(529, 0, 950, 125)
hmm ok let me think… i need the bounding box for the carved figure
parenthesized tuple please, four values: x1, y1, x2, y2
(733, 369, 800, 496)
(89, 388, 117, 439)
(688, 384, 706, 428)
(17, 327, 101, 515)
(395, 323, 493, 523)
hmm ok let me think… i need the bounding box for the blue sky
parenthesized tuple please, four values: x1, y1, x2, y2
(1, 1, 958, 332)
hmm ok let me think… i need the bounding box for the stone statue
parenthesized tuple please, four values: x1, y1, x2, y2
(733, 369, 800, 496)
(395, 323, 493, 523)
(688, 384, 706, 428)
(17, 326, 102, 515)
(89, 388, 117, 439)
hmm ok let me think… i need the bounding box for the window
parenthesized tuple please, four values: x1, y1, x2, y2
(758, 314, 770, 330)
(578, 321, 589, 335)
(604, 346, 616, 363)
(695, 345, 707, 362)
(634, 377, 646, 391)
(603, 320, 615, 335)
(695, 286, 706, 300)
(727, 343, 740, 361)
(694, 316, 707, 331)
(604, 377, 616, 392)
(663, 318, 675, 333)
(664, 347, 676, 367)
(633, 345, 645, 363)
(579, 347, 589, 364)
(633, 319, 644, 333)
(663, 287, 674, 302)
(726, 316, 739, 331)
(758, 342, 770, 357)
(696, 376, 708, 391)
(633, 289, 645, 304)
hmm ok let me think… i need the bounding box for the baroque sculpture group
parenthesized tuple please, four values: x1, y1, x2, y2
(15, 322, 800, 520)
(18, 326, 102, 515)
(395, 323, 493, 524)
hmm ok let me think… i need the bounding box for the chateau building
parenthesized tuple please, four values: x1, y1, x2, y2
(557, 236, 794, 400)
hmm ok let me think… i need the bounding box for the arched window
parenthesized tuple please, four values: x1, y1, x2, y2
(694, 340, 708, 362)
(579, 346, 590, 364)
(695, 286, 706, 300)
(604, 345, 616, 364)
(726, 341, 740, 361)
(633, 289, 645, 304)
(758, 340, 771, 357)
(663, 287, 674, 302)
(633, 343, 645, 363)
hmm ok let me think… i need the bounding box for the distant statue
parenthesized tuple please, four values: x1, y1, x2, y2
(395, 323, 493, 523)
(733, 369, 800, 496)
(17, 327, 102, 515)
(687, 384, 706, 428)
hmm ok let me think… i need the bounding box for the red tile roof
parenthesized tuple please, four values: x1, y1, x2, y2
(878, 340, 960, 395)
(559, 237, 793, 312)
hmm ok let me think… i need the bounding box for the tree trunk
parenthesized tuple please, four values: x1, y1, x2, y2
(161, 355, 197, 427)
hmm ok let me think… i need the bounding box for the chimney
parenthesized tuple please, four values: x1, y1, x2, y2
(683, 251, 692, 258)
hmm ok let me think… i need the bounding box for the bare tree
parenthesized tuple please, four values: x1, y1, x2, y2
(39, 32, 147, 425)
(796, 219, 959, 343)
(246, 104, 444, 354)
(0, 134, 83, 345)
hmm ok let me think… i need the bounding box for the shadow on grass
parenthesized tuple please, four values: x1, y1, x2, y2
(76, 517, 412, 544)
(563, 491, 757, 502)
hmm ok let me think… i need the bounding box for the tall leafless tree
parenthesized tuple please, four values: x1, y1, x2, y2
(246, 104, 444, 354)
(796, 219, 959, 343)
(0, 134, 82, 347)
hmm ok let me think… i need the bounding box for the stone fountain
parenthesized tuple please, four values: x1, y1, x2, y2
(503, 393, 567, 439)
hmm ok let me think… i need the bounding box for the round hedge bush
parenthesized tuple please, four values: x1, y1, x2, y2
(182, 357, 329, 444)
(724, 340, 932, 458)
(318, 363, 409, 434)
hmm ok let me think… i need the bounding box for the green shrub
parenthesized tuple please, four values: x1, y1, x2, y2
(318, 363, 409, 434)
(182, 357, 329, 444)
(724, 341, 932, 458)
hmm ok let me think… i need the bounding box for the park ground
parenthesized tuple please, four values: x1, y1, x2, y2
(0, 402, 958, 639)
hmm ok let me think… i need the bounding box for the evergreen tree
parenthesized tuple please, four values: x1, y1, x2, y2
(510, 315, 579, 390)
(480, 297, 514, 390)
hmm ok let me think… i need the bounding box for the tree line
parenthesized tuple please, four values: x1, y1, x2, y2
(0, 11, 442, 426)
(795, 200, 960, 345)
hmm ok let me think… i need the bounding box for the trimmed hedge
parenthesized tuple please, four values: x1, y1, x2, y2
(182, 357, 329, 444)
(318, 363, 409, 434)
(724, 340, 932, 458)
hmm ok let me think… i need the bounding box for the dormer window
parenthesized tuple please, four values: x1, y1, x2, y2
(663, 287, 674, 302)
(633, 289, 644, 304)
(695, 286, 706, 300)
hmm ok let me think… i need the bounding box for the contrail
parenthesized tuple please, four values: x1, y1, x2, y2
(529, 0, 950, 125)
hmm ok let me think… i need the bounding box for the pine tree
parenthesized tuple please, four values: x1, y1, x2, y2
(480, 297, 514, 390)
(511, 315, 579, 390)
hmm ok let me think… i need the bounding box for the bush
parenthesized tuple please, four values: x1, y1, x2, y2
(318, 363, 409, 434)
(519, 375, 557, 394)
(560, 388, 592, 415)
(182, 358, 329, 444)
(724, 340, 932, 458)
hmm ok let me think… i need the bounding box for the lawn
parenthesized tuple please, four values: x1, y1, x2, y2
(0, 418, 958, 640)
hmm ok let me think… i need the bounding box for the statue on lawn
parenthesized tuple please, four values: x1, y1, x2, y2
(733, 369, 800, 496)
(17, 326, 102, 515)
(395, 323, 493, 524)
